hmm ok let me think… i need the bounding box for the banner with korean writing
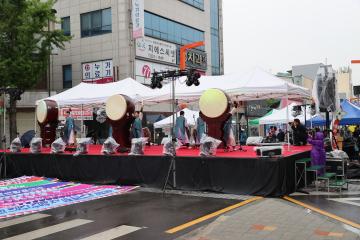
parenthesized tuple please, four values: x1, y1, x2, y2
(132, 0, 144, 39)
(135, 60, 178, 84)
(82, 60, 113, 84)
(176, 48, 207, 70)
(136, 37, 177, 64)
(59, 107, 93, 121)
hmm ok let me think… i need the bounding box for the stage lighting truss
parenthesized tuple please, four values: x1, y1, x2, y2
(150, 69, 201, 89)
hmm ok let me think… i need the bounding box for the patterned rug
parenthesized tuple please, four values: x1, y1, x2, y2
(0, 176, 138, 219)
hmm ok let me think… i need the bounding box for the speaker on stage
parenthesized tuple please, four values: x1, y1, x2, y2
(246, 136, 264, 146)
(255, 146, 282, 157)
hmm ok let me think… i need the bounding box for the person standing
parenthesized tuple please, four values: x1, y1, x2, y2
(308, 128, 326, 174)
(131, 103, 144, 139)
(196, 116, 206, 144)
(223, 104, 237, 151)
(63, 110, 75, 145)
(277, 129, 285, 142)
(291, 118, 307, 145)
(175, 111, 189, 145)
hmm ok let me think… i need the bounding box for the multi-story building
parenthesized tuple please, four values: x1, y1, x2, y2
(51, 0, 224, 91)
(1, 0, 224, 142)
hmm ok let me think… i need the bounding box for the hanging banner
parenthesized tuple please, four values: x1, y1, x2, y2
(82, 60, 113, 84)
(59, 108, 93, 121)
(136, 37, 177, 64)
(132, 0, 144, 39)
(135, 60, 178, 84)
(312, 65, 337, 113)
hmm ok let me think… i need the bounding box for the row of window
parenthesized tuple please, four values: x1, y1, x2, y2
(61, 8, 112, 38)
(63, 65, 72, 89)
(210, 0, 220, 75)
(144, 12, 205, 50)
(180, 0, 204, 10)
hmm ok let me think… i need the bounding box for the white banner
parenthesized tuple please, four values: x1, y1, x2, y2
(135, 60, 178, 84)
(82, 60, 113, 83)
(132, 0, 144, 39)
(136, 37, 177, 64)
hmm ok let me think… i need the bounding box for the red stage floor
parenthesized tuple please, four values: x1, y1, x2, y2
(3, 145, 311, 158)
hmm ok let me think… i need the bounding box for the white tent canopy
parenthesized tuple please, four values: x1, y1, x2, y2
(154, 108, 199, 129)
(38, 78, 155, 107)
(144, 68, 310, 103)
(258, 103, 309, 125)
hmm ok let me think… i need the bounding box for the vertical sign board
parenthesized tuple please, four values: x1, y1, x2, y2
(82, 60, 113, 84)
(132, 0, 144, 39)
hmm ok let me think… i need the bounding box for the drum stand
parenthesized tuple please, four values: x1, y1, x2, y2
(162, 77, 177, 193)
(162, 139, 177, 193)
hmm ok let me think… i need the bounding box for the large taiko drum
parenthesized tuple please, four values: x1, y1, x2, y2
(36, 100, 59, 146)
(199, 89, 231, 148)
(106, 94, 135, 148)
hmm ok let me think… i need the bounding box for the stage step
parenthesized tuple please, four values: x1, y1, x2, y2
(306, 165, 324, 172)
(318, 172, 336, 180)
(295, 158, 311, 164)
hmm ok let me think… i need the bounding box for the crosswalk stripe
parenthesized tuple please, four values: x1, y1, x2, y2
(80, 225, 143, 240)
(0, 214, 51, 229)
(3, 219, 93, 240)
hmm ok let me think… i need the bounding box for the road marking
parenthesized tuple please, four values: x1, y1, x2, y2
(342, 224, 360, 236)
(3, 219, 93, 240)
(80, 225, 143, 240)
(0, 214, 51, 229)
(283, 196, 360, 229)
(165, 196, 263, 234)
(328, 197, 360, 207)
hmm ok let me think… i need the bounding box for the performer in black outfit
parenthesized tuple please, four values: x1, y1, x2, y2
(290, 118, 307, 145)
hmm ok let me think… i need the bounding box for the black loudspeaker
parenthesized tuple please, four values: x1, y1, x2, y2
(255, 146, 282, 157)
(354, 86, 360, 96)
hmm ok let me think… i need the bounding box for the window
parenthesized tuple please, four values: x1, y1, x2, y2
(63, 65, 72, 89)
(180, 0, 204, 10)
(210, 0, 220, 75)
(81, 8, 112, 37)
(61, 17, 71, 36)
(144, 12, 205, 50)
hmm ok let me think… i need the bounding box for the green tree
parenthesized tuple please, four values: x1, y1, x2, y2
(0, 0, 71, 140)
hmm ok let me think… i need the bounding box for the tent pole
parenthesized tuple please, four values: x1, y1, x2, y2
(286, 86, 290, 151)
(81, 104, 84, 138)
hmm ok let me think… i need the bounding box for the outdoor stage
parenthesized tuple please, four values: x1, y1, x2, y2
(3, 145, 311, 197)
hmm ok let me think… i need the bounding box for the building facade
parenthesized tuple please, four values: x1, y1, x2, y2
(51, 0, 224, 90)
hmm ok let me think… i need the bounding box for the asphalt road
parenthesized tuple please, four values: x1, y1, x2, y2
(0, 191, 238, 240)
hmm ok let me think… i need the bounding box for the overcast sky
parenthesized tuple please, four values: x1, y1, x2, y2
(223, 0, 360, 75)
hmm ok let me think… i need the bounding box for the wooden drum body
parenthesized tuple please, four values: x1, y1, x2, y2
(106, 94, 135, 148)
(199, 89, 231, 148)
(36, 100, 59, 147)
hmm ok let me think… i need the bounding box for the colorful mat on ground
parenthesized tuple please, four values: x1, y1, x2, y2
(0, 176, 138, 219)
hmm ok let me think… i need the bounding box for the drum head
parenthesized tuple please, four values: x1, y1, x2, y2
(199, 89, 228, 118)
(106, 95, 127, 121)
(36, 100, 48, 123)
